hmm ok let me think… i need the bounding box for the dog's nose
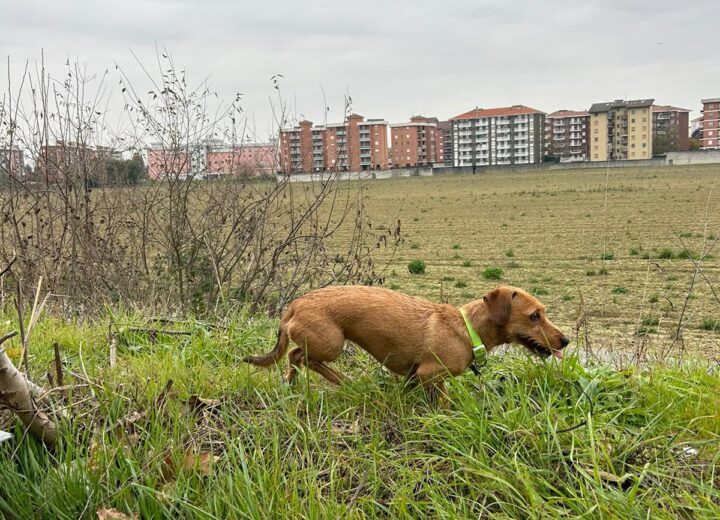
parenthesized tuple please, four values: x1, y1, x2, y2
(560, 336, 570, 348)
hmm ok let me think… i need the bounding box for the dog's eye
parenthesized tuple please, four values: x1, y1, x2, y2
(529, 312, 540, 322)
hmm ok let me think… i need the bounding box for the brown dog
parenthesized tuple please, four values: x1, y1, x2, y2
(244, 285, 569, 403)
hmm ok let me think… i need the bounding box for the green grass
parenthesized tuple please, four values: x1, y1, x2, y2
(407, 260, 426, 274)
(482, 267, 503, 280)
(700, 318, 720, 332)
(1, 313, 719, 518)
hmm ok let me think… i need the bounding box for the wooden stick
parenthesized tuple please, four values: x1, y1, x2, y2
(15, 280, 27, 373)
(0, 331, 56, 446)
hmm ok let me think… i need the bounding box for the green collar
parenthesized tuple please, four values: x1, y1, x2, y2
(459, 307, 487, 363)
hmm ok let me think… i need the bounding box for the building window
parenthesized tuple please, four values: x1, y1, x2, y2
(631, 118, 635, 123)
(594, 137, 599, 142)
(631, 143, 635, 148)
(642, 143, 647, 148)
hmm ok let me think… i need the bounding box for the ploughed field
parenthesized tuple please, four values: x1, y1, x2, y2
(339, 164, 720, 359)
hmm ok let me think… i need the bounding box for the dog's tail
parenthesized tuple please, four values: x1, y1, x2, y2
(243, 327, 289, 367)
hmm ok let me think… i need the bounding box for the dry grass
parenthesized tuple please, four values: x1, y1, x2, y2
(335, 164, 720, 359)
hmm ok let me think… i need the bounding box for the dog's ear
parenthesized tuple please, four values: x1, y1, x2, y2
(483, 286, 517, 327)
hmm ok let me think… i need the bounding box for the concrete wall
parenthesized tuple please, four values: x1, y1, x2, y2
(278, 166, 433, 183)
(278, 154, 718, 183)
(435, 158, 664, 176)
(666, 150, 720, 165)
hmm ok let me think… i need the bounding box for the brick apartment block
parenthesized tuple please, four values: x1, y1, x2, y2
(279, 114, 388, 174)
(450, 105, 545, 167)
(0, 146, 25, 178)
(652, 105, 690, 152)
(544, 110, 590, 162)
(701, 98, 720, 149)
(588, 99, 654, 161)
(37, 142, 121, 182)
(390, 116, 439, 167)
(435, 120, 453, 166)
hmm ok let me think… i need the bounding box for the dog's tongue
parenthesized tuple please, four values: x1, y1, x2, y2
(552, 349, 564, 360)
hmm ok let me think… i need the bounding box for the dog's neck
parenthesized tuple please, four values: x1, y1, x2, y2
(462, 299, 507, 348)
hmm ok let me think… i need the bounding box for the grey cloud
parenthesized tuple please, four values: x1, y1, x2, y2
(2, 0, 718, 134)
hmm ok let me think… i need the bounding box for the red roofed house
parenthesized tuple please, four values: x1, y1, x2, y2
(544, 110, 590, 162)
(449, 105, 545, 168)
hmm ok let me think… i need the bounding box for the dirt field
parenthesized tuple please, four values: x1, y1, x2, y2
(349, 164, 720, 359)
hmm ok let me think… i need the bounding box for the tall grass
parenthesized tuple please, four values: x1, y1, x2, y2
(1, 312, 719, 518)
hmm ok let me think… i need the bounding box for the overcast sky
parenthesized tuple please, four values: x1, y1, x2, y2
(2, 0, 717, 140)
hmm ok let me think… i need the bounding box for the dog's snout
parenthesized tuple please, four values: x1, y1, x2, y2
(560, 336, 570, 348)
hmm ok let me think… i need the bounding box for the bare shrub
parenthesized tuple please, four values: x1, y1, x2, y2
(0, 53, 401, 315)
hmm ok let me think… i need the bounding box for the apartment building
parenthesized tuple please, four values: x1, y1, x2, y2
(690, 116, 703, 139)
(544, 110, 590, 162)
(701, 98, 720, 149)
(37, 142, 121, 182)
(279, 114, 388, 174)
(390, 116, 438, 167)
(148, 139, 277, 180)
(450, 105, 545, 167)
(588, 99, 654, 161)
(436, 121, 453, 166)
(652, 105, 690, 153)
(0, 146, 25, 177)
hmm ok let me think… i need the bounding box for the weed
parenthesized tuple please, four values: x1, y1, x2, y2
(612, 287, 628, 294)
(482, 267, 503, 280)
(657, 248, 674, 259)
(701, 318, 720, 331)
(408, 260, 426, 275)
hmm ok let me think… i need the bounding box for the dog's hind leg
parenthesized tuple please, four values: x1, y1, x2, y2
(283, 323, 346, 385)
(307, 361, 347, 385)
(284, 347, 305, 384)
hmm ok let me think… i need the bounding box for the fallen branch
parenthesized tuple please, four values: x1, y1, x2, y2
(0, 331, 57, 446)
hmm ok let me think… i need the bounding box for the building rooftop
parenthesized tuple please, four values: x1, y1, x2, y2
(546, 109, 590, 118)
(652, 104, 690, 113)
(450, 105, 544, 120)
(701, 98, 720, 104)
(588, 99, 655, 113)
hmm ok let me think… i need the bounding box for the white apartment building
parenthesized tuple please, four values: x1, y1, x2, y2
(450, 105, 545, 168)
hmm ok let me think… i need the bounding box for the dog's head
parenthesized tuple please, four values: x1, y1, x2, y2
(483, 285, 569, 359)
